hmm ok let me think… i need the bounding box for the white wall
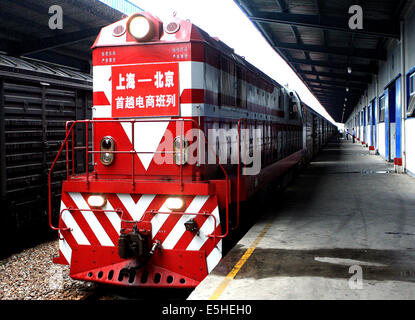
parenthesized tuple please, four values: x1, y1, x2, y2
(405, 118, 415, 174)
(378, 123, 386, 159)
(367, 125, 372, 146)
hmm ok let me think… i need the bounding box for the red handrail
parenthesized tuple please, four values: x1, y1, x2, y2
(48, 118, 231, 239)
(48, 121, 77, 231)
(232, 118, 247, 231)
(140, 209, 219, 239)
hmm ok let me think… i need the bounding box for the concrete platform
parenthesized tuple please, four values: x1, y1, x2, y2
(188, 139, 415, 300)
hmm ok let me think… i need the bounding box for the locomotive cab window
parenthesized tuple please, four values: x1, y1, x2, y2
(236, 66, 246, 108)
(278, 90, 284, 110)
(289, 101, 298, 120)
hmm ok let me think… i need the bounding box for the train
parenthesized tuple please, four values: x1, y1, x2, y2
(0, 54, 92, 257)
(48, 11, 336, 288)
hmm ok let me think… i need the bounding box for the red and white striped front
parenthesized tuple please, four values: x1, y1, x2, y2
(54, 191, 222, 287)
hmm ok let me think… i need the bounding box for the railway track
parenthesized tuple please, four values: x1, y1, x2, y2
(80, 284, 193, 300)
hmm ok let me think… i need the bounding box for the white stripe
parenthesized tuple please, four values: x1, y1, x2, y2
(60, 201, 90, 246)
(92, 65, 112, 106)
(58, 236, 72, 264)
(68, 192, 114, 247)
(102, 200, 121, 235)
(116, 194, 156, 221)
(92, 105, 111, 118)
(162, 195, 210, 250)
(151, 202, 171, 239)
(186, 206, 220, 251)
(206, 240, 222, 273)
(179, 61, 204, 95)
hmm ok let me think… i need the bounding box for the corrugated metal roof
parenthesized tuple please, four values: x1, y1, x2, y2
(0, 53, 92, 87)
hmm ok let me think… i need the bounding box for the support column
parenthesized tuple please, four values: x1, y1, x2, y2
(385, 89, 390, 161)
(395, 77, 403, 172)
(370, 100, 376, 155)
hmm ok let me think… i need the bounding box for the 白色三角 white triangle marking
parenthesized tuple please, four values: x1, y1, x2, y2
(116, 194, 156, 221)
(121, 119, 170, 170)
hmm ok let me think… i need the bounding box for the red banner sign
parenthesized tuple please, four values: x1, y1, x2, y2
(112, 63, 179, 117)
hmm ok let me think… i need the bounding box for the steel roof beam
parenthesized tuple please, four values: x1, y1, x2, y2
(311, 83, 367, 92)
(317, 99, 360, 104)
(291, 58, 377, 74)
(311, 83, 364, 90)
(308, 79, 366, 89)
(314, 93, 361, 100)
(301, 70, 372, 83)
(310, 85, 364, 93)
(319, 105, 355, 111)
(318, 101, 357, 106)
(316, 99, 361, 105)
(314, 93, 363, 100)
(273, 42, 387, 61)
(314, 92, 361, 100)
(315, 98, 361, 104)
(250, 12, 400, 39)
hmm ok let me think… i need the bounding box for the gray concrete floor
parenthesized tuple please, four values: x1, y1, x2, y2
(188, 138, 415, 300)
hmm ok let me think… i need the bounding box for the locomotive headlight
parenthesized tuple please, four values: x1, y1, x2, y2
(87, 194, 107, 208)
(165, 197, 185, 211)
(127, 14, 154, 41)
(100, 136, 115, 165)
(173, 136, 189, 165)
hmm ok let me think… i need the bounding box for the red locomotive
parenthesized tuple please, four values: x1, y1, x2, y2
(48, 11, 333, 288)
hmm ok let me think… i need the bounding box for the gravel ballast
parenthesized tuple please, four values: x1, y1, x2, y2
(0, 240, 95, 300)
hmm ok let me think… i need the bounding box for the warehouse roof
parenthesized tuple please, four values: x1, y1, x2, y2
(234, 0, 410, 122)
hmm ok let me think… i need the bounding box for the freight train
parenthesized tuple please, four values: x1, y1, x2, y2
(48, 11, 336, 287)
(0, 54, 92, 257)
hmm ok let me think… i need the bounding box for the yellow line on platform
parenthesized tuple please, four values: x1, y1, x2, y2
(209, 222, 273, 300)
